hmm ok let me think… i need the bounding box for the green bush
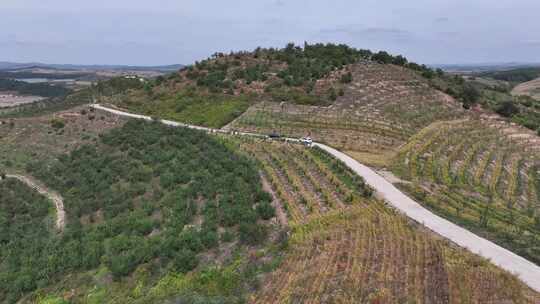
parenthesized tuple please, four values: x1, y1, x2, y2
(256, 202, 276, 220)
(172, 249, 199, 273)
(50, 118, 65, 129)
(239, 223, 268, 245)
(495, 100, 519, 117)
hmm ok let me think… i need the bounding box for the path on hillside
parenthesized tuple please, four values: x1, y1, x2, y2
(5, 174, 66, 231)
(90, 103, 540, 292)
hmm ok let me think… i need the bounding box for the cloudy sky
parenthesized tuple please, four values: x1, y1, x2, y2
(1, 0, 539, 66)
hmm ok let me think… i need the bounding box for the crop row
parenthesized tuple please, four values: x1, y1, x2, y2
(229, 138, 539, 303)
(393, 119, 540, 264)
(251, 204, 536, 303)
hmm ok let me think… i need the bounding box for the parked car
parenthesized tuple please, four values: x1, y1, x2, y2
(268, 132, 281, 139)
(300, 137, 313, 146)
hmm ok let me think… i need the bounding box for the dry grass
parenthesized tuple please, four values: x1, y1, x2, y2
(345, 150, 397, 168)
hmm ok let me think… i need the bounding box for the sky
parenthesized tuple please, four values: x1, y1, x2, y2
(1, 0, 539, 66)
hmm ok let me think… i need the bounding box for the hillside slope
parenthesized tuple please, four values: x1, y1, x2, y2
(392, 115, 540, 264)
(1, 117, 283, 303)
(2, 43, 540, 303)
(1, 105, 538, 303)
(239, 140, 539, 303)
(227, 61, 464, 165)
(513, 77, 540, 100)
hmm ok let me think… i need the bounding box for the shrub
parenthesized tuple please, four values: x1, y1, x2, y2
(239, 223, 267, 245)
(460, 84, 481, 108)
(328, 87, 337, 101)
(172, 249, 198, 273)
(340, 72, 353, 84)
(256, 202, 276, 220)
(495, 100, 519, 117)
(220, 230, 235, 243)
(50, 118, 65, 129)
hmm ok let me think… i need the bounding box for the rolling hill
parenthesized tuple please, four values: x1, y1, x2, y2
(1, 43, 540, 303)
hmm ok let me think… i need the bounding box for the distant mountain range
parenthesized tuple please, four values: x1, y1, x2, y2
(431, 62, 540, 73)
(0, 61, 184, 72)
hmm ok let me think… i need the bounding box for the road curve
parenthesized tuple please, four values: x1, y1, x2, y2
(5, 174, 66, 231)
(90, 103, 540, 292)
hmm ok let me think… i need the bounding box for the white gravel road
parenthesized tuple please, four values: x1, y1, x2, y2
(91, 103, 540, 293)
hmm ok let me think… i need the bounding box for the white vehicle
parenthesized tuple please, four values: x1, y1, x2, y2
(300, 137, 313, 146)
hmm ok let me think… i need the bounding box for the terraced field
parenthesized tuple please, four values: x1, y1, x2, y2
(235, 139, 539, 303)
(228, 62, 465, 166)
(392, 116, 540, 264)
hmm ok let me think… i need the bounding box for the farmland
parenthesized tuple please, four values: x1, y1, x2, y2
(2, 107, 538, 302)
(228, 61, 464, 166)
(235, 139, 539, 303)
(392, 116, 540, 264)
(2, 42, 540, 303)
(1, 119, 282, 303)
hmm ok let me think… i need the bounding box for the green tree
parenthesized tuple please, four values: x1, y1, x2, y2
(461, 84, 481, 108)
(495, 100, 519, 117)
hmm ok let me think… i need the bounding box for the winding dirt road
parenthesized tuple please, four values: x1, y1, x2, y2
(90, 103, 540, 292)
(6, 174, 66, 231)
